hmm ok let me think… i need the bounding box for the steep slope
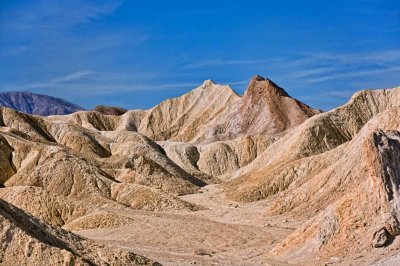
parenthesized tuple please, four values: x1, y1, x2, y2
(226, 87, 400, 202)
(0, 91, 83, 115)
(138, 80, 241, 142)
(49, 109, 146, 132)
(197, 134, 275, 178)
(100, 131, 205, 193)
(266, 109, 400, 264)
(0, 129, 201, 205)
(46, 77, 319, 145)
(160, 141, 219, 184)
(0, 108, 202, 233)
(201, 75, 321, 142)
(0, 198, 157, 265)
(160, 134, 275, 182)
(0, 107, 203, 196)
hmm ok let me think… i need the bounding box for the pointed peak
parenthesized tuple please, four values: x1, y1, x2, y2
(251, 75, 267, 82)
(250, 74, 278, 85)
(202, 79, 216, 87)
(246, 75, 289, 98)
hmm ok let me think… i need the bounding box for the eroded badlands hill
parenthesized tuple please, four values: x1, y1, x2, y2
(94, 105, 128, 115)
(0, 198, 157, 265)
(203, 75, 321, 142)
(49, 76, 319, 143)
(0, 76, 399, 265)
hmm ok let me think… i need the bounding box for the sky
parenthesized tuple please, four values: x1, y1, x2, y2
(0, 0, 399, 110)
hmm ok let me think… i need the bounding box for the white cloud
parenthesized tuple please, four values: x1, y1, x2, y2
(2, 0, 123, 33)
(183, 59, 274, 69)
(22, 70, 95, 89)
(305, 66, 400, 83)
(52, 71, 95, 83)
(288, 67, 337, 79)
(17, 70, 207, 96)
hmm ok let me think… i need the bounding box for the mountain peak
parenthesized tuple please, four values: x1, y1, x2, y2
(251, 74, 267, 82)
(247, 75, 289, 98)
(0, 91, 84, 116)
(202, 79, 216, 87)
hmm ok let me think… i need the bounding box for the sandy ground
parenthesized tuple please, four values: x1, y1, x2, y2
(77, 184, 297, 265)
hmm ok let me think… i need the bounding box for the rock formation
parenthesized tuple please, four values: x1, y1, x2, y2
(268, 113, 400, 264)
(225, 87, 400, 202)
(202, 75, 321, 142)
(94, 105, 128, 115)
(0, 198, 158, 265)
(0, 77, 399, 265)
(137, 80, 240, 142)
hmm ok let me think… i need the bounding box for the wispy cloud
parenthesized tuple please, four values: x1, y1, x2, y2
(288, 67, 337, 79)
(52, 71, 95, 83)
(182, 49, 400, 85)
(1, 1, 398, 111)
(300, 50, 400, 67)
(299, 90, 356, 103)
(305, 66, 400, 83)
(17, 49, 400, 98)
(2, 0, 123, 33)
(17, 70, 206, 96)
(22, 70, 95, 89)
(227, 80, 250, 86)
(183, 59, 273, 69)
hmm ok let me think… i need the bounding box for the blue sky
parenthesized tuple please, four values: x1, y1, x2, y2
(0, 0, 399, 110)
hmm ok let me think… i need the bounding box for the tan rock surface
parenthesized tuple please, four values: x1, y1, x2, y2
(202, 75, 321, 142)
(160, 141, 219, 184)
(0, 79, 400, 265)
(94, 105, 128, 115)
(197, 134, 275, 178)
(266, 110, 400, 264)
(138, 80, 240, 142)
(0, 123, 199, 217)
(161, 134, 274, 181)
(226, 87, 400, 202)
(47, 76, 318, 146)
(0, 198, 158, 265)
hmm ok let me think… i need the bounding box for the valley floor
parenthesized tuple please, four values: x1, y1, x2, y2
(77, 184, 400, 265)
(77, 184, 295, 265)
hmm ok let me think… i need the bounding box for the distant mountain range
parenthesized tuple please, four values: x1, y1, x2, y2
(0, 91, 84, 116)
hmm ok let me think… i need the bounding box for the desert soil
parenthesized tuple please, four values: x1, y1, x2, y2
(78, 184, 295, 265)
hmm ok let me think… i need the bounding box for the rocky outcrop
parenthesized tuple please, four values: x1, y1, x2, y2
(46, 77, 318, 145)
(0, 110, 202, 233)
(0, 107, 204, 196)
(226, 87, 400, 202)
(268, 126, 400, 264)
(0, 198, 158, 265)
(197, 134, 275, 178)
(161, 134, 275, 181)
(49, 109, 146, 132)
(138, 80, 240, 142)
(202, 75, 321, 142)
(161, 141, 219, 184)
(94, 105, 127, 115)
(1, 78, 400, 265)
